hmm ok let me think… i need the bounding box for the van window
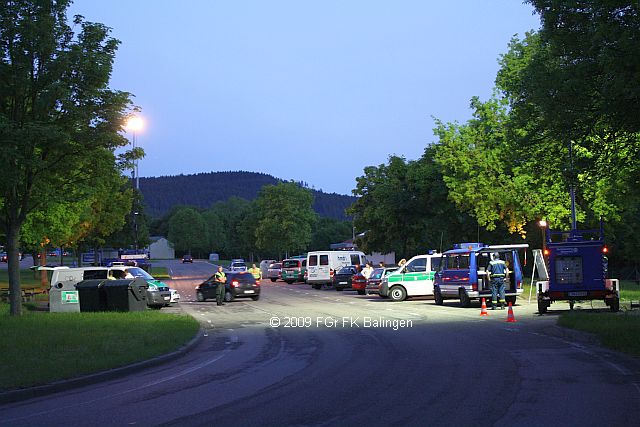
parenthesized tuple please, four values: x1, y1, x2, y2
(405, 258, 426, 273)
(320, 255, 329, 266)
(84, 270, 107, 280)
(431, 257, 441, 271)
(308, 255, 317, 267)
(302, 259, 307, 267)
(445, 254, 470, 270)
(350, 254, 360, 265)
(282, 260, 300, 268)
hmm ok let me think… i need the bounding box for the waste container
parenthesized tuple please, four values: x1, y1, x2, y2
(50, 281, 81, 313)
(102, 278, 148, 312)
(75, 280, 108, 312)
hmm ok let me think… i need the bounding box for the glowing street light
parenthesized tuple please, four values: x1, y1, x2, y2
(538, 219, 548, 255)
(126, 116, 144, 190)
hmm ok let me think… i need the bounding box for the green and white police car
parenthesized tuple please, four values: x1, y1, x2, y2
(379, 252, 442, 301)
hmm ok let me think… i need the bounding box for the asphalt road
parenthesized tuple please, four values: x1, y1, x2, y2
(1, 260, 639, 426)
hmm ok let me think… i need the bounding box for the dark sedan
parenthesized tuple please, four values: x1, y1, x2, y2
(196, 271, 260, 302)
(366, 267, 399, 297)
(182, 254, 193, 263)
(332, 265, 360, 291)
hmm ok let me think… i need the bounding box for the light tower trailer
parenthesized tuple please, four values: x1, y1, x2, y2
(536, 224, 620, 314)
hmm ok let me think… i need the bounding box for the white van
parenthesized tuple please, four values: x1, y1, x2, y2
(306, 251, 367, 289)
(379, 252, 442, 301)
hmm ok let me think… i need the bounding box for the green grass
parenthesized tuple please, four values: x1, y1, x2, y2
(150, 266, 170, 279)
(0, 269, 44, 288)
(558, 311, 640, 356)
(0, 303, 199, 390)
(620, 280, 640, 302)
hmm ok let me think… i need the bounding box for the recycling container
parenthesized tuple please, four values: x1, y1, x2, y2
(103, 278, 148, 312)
(75, 280, 108, 312)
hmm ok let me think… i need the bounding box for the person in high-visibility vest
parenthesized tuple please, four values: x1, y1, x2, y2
(487, 252, 509, 310)
(214, 265, 226, 306)
(248, 263, 261, 280)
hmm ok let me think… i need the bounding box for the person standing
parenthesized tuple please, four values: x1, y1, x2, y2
(248, 263, 261, 280)
(361, 262, 374, 280)
(214, 265, 227, 306)
(487, 252, 508, 310)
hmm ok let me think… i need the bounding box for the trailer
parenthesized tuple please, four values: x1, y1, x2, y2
(536, 224, 620, 314)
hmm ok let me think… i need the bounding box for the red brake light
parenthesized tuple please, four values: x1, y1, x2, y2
(231, 280, 239, 287)
(471, 282, 477, 291)
(543, 249, 550, 256)
(602, 246, 608, 254)
(255, 280, 260, 286)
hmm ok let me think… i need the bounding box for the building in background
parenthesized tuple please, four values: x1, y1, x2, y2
(148, 236, 175, 259)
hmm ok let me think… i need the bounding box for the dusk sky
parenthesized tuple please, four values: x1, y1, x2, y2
(69, 1, 540, 195)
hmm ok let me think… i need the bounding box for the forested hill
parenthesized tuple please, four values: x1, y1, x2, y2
(139, 171, 356, 220)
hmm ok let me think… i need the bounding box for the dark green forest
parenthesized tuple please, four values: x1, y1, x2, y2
(139, 171, 355, 220)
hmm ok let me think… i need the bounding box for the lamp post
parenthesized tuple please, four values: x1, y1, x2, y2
(538, 219, 548, 255)
(126, 116, 144, 190)
(133, 212, 139, 252)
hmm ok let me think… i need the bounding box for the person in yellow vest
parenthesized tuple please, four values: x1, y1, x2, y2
(214, 265, 226, 306)
(249, 263, 261, 280)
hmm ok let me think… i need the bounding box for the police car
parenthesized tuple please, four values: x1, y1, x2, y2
(433, 243, 528, 307)
(379, 252, 442, 301)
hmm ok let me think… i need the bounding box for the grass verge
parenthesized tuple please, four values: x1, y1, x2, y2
(150, 266, 171, 279)
(558, 311, 640, 357)
(0, 303, 199, 391)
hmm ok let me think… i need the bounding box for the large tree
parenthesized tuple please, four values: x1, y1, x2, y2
(0, 1, 134, 314)
(254, 182, 317, 258)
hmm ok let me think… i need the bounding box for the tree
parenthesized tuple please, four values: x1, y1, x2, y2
(0, 1, 134, 314)
(167, 207, 208, 256)
(254, 182, 317, 258)
(210, 197, 252, 258)
(309, 217, 352, 251)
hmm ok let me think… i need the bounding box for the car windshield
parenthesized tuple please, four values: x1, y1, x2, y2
(370, 268, 384, 279)
(126, 267, 154, 280)
(269, 263, 281, 269)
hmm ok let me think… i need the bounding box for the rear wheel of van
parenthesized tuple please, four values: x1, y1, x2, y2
(434, 287, 444, 305)
(389, 286, 406, 302)
(459, 289, 471, 308)
(313, 284, 322, 290)
(357, 290, 365, 295)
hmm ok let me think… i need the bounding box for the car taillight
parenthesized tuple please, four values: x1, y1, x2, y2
(231, 280, 239, 287)
(330, 269, 335, 277)
(471, 282, 477, 291)
(255, 280, 260, 286)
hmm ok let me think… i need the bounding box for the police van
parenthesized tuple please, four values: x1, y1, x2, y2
(379, 252, 442, 301)
(433, 243, 528, 307)
(306, 250, 367, 289)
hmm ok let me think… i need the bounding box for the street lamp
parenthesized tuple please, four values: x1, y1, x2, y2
(126, 116, 144, 190)
(133, 211, 140, 252)
(538, 219, 548, 255)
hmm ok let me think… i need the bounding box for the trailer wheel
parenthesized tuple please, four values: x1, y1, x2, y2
(434, 287, 444, 305)
(537, 297, 547, 314)
(610, 298, 620, 312)
(459, 289, 471, 308)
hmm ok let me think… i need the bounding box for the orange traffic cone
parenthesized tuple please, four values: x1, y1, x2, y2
(506, 302, 517, 323)
(480, 298, 489, 317)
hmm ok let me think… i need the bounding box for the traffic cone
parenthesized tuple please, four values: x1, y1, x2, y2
(480, 298, 489, 317)
(506, 302, 517, 323)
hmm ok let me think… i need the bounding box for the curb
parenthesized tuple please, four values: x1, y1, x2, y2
(0, 328, 204, 405)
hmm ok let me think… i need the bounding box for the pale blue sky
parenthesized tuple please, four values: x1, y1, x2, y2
(69, 1, 540, 195)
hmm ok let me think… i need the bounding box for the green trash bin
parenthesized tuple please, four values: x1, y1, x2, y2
(75, 280, 108, 312)
(103, 278, 148, 312)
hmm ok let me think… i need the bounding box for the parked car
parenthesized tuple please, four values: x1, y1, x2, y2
(267, 262, 282, 282)
(166, 288, 181, 305)
(260, 259, 277, 280)
(366, 267, 399, 296)
(195, 271, 260, 302)
(332, 265, 360, 291)
(281, 257, 307, 284)
(0, 252, 7, 262)
(351, 273, 368, 295)
(182, 254, 193, 263)
(229, 260, 247, 272)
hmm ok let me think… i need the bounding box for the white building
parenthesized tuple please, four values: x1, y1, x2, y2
(148, 236, 175, 260)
